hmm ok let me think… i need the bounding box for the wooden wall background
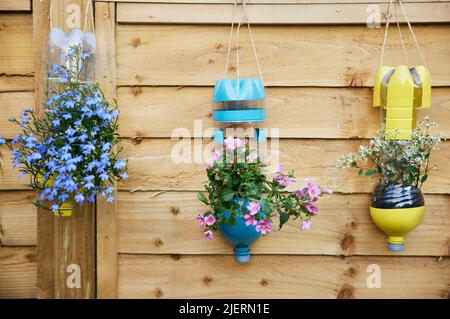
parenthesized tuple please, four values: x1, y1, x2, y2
(1, 0, 449, 298)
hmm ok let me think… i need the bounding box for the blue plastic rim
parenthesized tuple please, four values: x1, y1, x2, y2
(213, 109, 265, 123)
(387, 243, 404, 252)
(213, 78, 265, 102)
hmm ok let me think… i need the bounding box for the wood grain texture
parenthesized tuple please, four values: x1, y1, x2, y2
(95, 1, 118, 299)
(34, 0, 96, 299)
(52, 203, 96, 299)
(118, 191, 450, 256)
(117, 86, 450, 138)
(117, 139, 450, 194)
(0, 247, 36, 298)
(0, 0, 31, 11)
(0, 145, 31, 190)
(118, 254, 450, 298)
(0, 91, 34, 138)
(117, 2, 450, 24)
(102, 0, 450, 4)
(0, 76, 33, 92)
(0, 191, 36, 246)
(116, 24, 450, 86)
(0, 14, 34, 76)
(34, 0, 54, 299)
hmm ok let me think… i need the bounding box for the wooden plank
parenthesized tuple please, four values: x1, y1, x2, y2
(0, 145, 31, 190)
(118, 139, 450, 194)
(0, 247, 36, 298)
(34, 0, 54, 299)
(117, 192, 450, 256)
(34, 0, 96, 299)
(0, 191, 36, 246)
(101, 1, 450, 4)
(0, 0, 31, 11)
(95, 1, 118, 299)
(118, 254, 450, 298)
(52, 203, 96, 299)
(117, 2, 450, 24)
(117, 86, 450, 139)
(117, 24, 450, 87)
(0, 91, 34, 138)
(0, 14, 34, 76)
(0, 76, 34, 93)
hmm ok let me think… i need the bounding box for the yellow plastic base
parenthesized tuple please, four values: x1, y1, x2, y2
(54, 201, 72, 217)
(370, 206, 425, 249)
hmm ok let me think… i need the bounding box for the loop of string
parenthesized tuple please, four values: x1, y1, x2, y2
(224, 0, 264, 84)
(379, 0, 427, 68)
(49, 0, 95, 41)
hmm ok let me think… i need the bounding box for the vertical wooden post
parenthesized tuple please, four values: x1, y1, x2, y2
(95, 2, 118, 299)
(34, 0, 96, 299)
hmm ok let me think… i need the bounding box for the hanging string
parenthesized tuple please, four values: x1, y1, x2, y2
(395, 2, 409, 66)
(398, 0, 428, 68)
(224, 0, 264, 84)
(224, 0, 238, 78)
(379, 0, 393, 68)
(49, 0, 94, 35)
(82, 0, 95, 41)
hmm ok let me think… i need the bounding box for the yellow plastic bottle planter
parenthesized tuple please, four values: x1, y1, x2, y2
(373, 65, 431, 140)
(36, 174, 73, 217)
(369, 206, 425, 252)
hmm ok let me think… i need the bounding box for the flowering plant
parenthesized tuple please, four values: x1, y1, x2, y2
(337, 118, 445, 188)
(0, 46, 127, 214)
(197, 137, 331, 239)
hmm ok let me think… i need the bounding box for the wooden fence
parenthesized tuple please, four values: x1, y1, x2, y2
(0, 0, 449, 299)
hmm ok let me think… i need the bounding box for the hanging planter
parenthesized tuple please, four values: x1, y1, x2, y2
(197, 138, 331, 263)
(0, 45, 128, 216)
(337, 119, 445, 251)
(373, 0, 431, 140)
(212, 0, 266, 143)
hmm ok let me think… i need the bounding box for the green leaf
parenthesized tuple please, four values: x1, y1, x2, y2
(421, 175, 428, 184)
(365, 169, 378, 177)
(279, 213, 289, 229)
(358, 168, 363, 176)
(197, 192, 208, 205)
(222, 191, 235, 201)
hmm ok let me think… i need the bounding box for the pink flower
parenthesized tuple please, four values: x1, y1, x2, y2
(256, 219, 272, 236)
(234, 137, 243, 148)
(246, 201, 261, 215)
(244, 213, 257, 226)
(305, 203, 318, 215)
(322, 187, 333, 194)
(211, 148, 221, 161)
(204, 214, 216, 226)
(300, 219, 313, 231)
(203, 163, 212, 169)
(224, 137, 243, 150)
(276, 175, 293, 188)
(204, 230, 213, 240)
(304, 178, 314, 184)
(272, 165, 284, 174)
(196, 214, 205, 227)
(246, 152, 258, 163)
(307, 184, 321, 198)
(294, 188, 307, 199)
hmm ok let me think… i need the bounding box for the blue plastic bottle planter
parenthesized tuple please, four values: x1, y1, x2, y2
(218, 211, 261, 264)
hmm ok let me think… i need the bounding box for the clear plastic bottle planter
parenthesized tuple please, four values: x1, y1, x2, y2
(369, 182, 425, 252)
(218, 199, 262, 263)
(212, 78, 266, 143)
(45, 1, 96, 105)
